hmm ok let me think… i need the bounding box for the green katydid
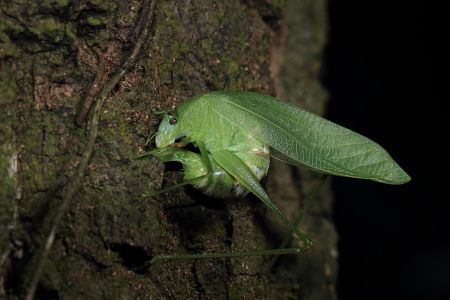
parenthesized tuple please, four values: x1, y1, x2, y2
(140, 91, 410, 263)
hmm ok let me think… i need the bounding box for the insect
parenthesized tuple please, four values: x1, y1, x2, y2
(140, 91, 411, 262)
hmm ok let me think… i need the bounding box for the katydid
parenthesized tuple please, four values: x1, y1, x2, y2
(140, 91, 410, 263)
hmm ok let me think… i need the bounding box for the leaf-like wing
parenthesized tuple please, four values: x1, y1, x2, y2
(205, 91, 410, 185)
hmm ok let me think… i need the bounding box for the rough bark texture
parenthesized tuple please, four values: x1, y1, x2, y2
(0, 0, 336, 299)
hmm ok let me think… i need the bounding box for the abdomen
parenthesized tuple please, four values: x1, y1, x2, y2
(191, 133, 270, 199)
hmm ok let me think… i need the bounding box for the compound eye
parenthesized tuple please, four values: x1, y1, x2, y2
(169, 117, 178, 125)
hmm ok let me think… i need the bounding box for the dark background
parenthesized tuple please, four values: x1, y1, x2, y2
(324, 1, 448, 300)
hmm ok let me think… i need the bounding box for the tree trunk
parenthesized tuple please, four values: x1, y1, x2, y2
(0, 0, 336, 299)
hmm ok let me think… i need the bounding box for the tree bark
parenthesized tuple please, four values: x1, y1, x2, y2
(0, 0, 336, 299)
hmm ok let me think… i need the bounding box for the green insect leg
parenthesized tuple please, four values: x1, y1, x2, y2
(149, 142, 319, 263)
(264, 174, 329, 272)
(144, 148, 209, 197)
(211, 149, 314, 251)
